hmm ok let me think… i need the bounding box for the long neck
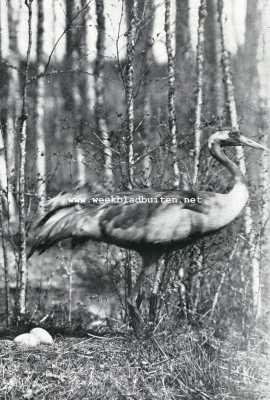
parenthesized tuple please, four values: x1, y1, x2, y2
(204, 141, 248, 232)
(209, 142, 245, 184)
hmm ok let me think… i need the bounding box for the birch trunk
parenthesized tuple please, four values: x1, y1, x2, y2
(242, 0, 264, 318)
(218, 0, 253, 235)
(246, 0, 270, 321)
(142, 98, 152, 187)
(218, 0, 258, 314)
(74, 0, 95, 186)
(140, 2, 154, 188)
(0, 128, 10, 325)
(64, 0, 75, 115)
(72, 0, 87, 186)
(95, 0, 114, 189)
(73, 80, 86, 185)
(17, 0, 33, 316)
(193, 0, 207, 186)
(6, 0, 20, 224)
(35, 0, 46, 213)
(18, 116, 28, 316)
(125, 0, 138, 189)
(165, 0, 180, 189)
(259, 123, 269, 321)
(76, 139, 86, 185)
(81, 0, 95, 112)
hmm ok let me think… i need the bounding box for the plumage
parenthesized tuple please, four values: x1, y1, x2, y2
(28, 130, 268, 317)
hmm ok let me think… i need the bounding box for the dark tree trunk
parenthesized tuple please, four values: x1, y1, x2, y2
(205, 0, 224, 120)
(175, 0, 194, 130)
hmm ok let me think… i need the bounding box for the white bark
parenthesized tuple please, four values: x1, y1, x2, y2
(219, 0, 261, 316)
(35, 0, 46, 213)
(254, 1, 270, 320)
(165, 0, 180, 189)
(0, 128, 10, 325)
(18, 118, 28, 315)
(140, 2, 154, 188)
(95, 0, 114, 189)
(125, 0, 138, 189)
(18, 0, 33, 316)
(0, 129, 7, 192)
(142, 98, 152, 187)
(6, 0, 20, 223)
(218, 0, 253, 239)
(193, 0, 207, 185)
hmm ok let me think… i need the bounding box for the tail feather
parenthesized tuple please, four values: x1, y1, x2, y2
(28, 206, 76, 257)
(28, 201, 103, 258)
(28, 185, 114, 258)
(34, 191, 90, 229)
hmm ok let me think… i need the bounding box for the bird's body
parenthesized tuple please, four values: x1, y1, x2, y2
(28, 183, 247, 257)
(28, 130, 268, 321)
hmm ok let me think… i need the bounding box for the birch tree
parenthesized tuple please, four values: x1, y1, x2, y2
(35, 0, 46, 212)
(17, 0, 33, 316)
(165, 0, 180, 188)
(124, 1, 154, 187)
(64, 0, 76, 115)
(64, 0, 86, 185)
(125, 0, 138, 189)
(6, 0, 20, 223)
(193, 0, 207, 185)
(218, 0, 250, 218)
(74, 0, 92, 186)
(140, 2, 154, 188)
(218, 0, 257, 314)
(243, 0, 270, 319)
(95, 0, 114, 189)
(0, 128, 10, 325)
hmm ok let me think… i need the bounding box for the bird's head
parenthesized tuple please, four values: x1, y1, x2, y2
(208, 130, 269, 151)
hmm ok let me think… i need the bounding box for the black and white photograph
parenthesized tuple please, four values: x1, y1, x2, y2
(0, 0, 270, 398)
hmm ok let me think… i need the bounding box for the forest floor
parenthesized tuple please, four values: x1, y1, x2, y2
(0, 324, 269, 400)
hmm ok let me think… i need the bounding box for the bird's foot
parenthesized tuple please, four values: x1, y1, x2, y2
(127, 297, 145, 336)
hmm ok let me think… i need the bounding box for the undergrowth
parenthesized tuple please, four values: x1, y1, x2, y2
(0, 321, 269, 400)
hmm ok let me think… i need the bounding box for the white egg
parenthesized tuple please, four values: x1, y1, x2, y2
(30, 327, 53, 345)
(14, 333, 40, 347)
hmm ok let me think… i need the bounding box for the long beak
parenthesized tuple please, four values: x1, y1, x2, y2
(239, 135, 270, 151)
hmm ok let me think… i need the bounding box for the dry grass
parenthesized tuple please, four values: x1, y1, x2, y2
(1, 324, 269, 400)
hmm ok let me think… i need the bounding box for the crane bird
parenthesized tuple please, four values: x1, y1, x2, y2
(28, 130, 268, 322)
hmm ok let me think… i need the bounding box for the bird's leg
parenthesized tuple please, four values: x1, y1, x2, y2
(149, 259, 164, 325)
(127, 268, 146, 327)
(127, 253, 157, 332)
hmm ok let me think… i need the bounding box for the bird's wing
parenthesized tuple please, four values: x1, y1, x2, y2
(99, 200, 202, 246)
(99, 191, 213, 246)
(28, 189, 214, 256)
